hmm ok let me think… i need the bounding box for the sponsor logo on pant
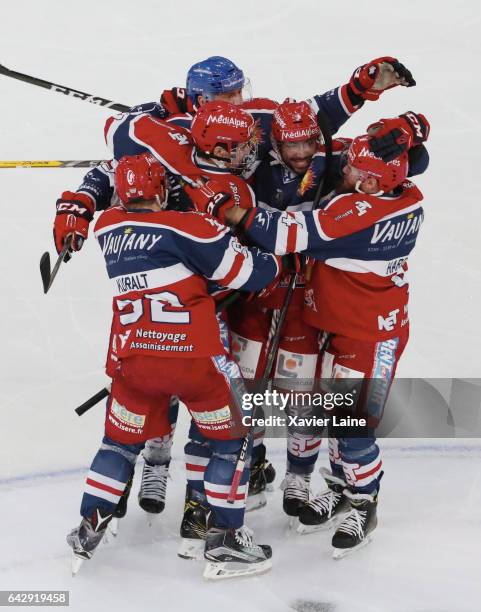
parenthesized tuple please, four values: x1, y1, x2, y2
(111, 398, 145, 429)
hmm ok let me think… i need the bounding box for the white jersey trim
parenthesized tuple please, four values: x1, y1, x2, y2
(324, 256, 410, 277)
(95, 219, 230, 243)
(111, 263, 193, 295)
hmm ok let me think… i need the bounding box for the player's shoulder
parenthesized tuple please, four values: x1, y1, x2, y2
(166, 112, 194, 130)
(323, 181, 423, 214)
(133, 114, 193, 146)
(158, 210, 230, 239)
(104, 102, 167, 139)
(242, 97, 278, 112)
(94, 205, 127, 233)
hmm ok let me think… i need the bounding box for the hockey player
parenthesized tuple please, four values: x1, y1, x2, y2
(227, 102, 430, 517)
(189, 126, 427, 557)
(66, 151, 301, 578)
(66, 102, 286, 565)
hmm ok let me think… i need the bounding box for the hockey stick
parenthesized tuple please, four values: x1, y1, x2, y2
(227, 110, 333, 503)
(75, 386, 111, 416)
(313, 110, 333, 202)
(0, 160, 104, 169)
(0, 63, 129, 112)
(227, 273, 297, 503)
(40, 235, 72, 294)
(74, 290, 242, 416)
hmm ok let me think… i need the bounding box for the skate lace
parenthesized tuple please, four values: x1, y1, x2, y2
(235, 525, 258, 550)
(140, 463, 169, 502)
(336, 508, 367, 538)
(280, 473, 310, 501)
(308, 488, 342, 515)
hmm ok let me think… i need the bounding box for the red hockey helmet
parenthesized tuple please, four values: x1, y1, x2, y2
(272, 99, 320, 142)
(115, 153, 168, 206)
(347, 135, 408, 193)
(190, 100, 256, 169)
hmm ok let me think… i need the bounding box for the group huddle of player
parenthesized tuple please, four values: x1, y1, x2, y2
(54, 55, 430, 578)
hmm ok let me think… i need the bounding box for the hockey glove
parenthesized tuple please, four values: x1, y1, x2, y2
(349, 56, 416, 101)
(281, 253, 302, 276)
(368, 112, 430, 161)
(255, 253, 302, 299)
(53, 191, 94, 258)
(184, 179, 234, 224)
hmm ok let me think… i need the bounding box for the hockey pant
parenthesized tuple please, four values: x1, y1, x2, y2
(229, 299, 321, 474)
(80, 354, 250, 529)
(318, 328, 409, 494)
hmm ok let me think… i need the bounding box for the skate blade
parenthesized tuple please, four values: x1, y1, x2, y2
(332, 535, 372, 560)
(145, 513, 160, 528)
(287, 516, 299, 530)
(203, 558, 272, 580)
(71, 555, 85, 576)
(102, 529, 112, 546)
(108, 518, 119, 537)
(177, 538, 205, 561)
(245, 492, 267, 513)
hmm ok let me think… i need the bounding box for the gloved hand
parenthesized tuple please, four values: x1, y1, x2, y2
(53, 191, 94, 258)
(368, 112, 430, 161)
(349, 56, 416, 101)
(255, 253, 302, 299)
(281, 253, 303, 275)
(184, 179, 234, 224)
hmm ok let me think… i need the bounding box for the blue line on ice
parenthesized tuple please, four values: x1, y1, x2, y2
(1, 443, 480, 487)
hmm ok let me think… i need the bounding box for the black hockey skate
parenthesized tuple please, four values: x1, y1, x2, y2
(138, 459, 169, 516)
(281, 471, 311, 518)
(332, 489, 378, 559)
(246, 445, 276, 512)
(264, 459, 276, 486)
(203, 525, 272, 580)
(178, 486, 211, 560)
(67, 508, 113, 575)
(297, 468, 349, 534)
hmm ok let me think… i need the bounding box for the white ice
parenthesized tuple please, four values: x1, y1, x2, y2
(0, 1, 480, 610)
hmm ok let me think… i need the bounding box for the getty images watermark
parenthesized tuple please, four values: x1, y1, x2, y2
(241, 388, 365, 429)
(232, 378, 481, 438)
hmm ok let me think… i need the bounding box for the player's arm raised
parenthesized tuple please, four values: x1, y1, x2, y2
(309, 56, 416, 135)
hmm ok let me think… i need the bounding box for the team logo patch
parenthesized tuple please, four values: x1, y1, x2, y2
(111, 399, 145, 429)
(193, 406, 231, 427)
(298, 166, 316, 197)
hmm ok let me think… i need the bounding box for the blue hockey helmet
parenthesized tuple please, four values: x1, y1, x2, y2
(186, 56, 246, 102)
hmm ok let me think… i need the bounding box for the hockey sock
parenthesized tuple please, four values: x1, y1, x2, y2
(80, 436, 142, 518)
(338, 437, 383, 495)
(287, 433, 322, 474)
(204, 438, 250, 529)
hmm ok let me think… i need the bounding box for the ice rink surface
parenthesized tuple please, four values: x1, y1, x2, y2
(0, 1, 480, 610)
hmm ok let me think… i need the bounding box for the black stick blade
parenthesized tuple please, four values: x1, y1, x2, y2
(39, 252, 51, 293)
